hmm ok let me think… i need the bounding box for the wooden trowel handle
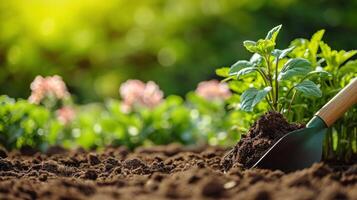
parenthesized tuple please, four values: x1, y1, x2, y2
(316, 78, 357, 127)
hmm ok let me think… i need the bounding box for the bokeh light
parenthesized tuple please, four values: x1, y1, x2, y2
(1, 0, 356, 102)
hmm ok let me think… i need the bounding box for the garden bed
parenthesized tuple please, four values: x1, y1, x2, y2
(0, 144, 356, 200)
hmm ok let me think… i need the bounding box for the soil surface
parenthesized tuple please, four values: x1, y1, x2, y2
(0, 144, 356, 200)
(221, 111, 305, 170)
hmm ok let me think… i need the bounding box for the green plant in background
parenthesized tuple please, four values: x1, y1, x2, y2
(187, 92, 236, 146)
(0, 77, 241, 151)
(288, 30, 357, 163)
(14, 78, 237, 150)
(221, 25, 327, 116)
(109, 96, 194, 149)
(186, 80, 240, 146)
(62, 94, 237, 150)
(0, 95, 51, 150)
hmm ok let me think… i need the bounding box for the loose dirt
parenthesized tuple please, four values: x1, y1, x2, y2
(0, 144, 356, 200)
(221, 111, 305, 171)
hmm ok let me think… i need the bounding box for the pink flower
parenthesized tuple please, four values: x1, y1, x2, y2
(142, 81, 164, 108)
(46, 75, 69, 99)
(119, 80, 146, 106)
(29, 75, 69, 104)
(56, 106, 76, 125)
(119, 79, 163, 112)
(195, 80, 231, 101)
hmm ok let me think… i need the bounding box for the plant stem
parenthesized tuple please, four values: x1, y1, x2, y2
(287, 90, 297, 118)
(280, 74, 309, 113)
(257, 69, 269, 82)
(274, 58, 279, 111)
(280, 86, 293, 113)
(264, 54, 275, 111)
(257, 69, 269, 86)
(257, 69, 273, 104)
(265, 96, 274, 110)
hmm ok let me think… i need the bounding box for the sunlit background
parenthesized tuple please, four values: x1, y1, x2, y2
(1, 0, 357, 102)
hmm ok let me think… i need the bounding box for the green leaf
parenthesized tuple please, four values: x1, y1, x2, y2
(289, 38, 309, 58)
(256, 39, 275, 54)
(240, 87, 271, 111)
(278, 58, 312, 80)
(243, 39, 275, 54)
(320, 41, 332, 56)
(309, 30, 325, 56)
(339, 60, 357, 75)
(307, 66, 331, 78)
(229, 60, 253, 75)
(243, 40, 257, 53)
(236, 67, 259, 79)
(295, 80, 322, 97)
(272, 46, 295, 59)
(216, 67, 230, 77)
(265, 25, 282, 42)
(338, 50, 357, 65)
(320, 41, 357, 67)
(250, 53, 263, 65)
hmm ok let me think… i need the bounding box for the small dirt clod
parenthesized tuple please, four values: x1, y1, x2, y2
(84, 170, 98, 180)
(88, 153, 101, 165)
(123, 158, 146, 170)
(201, 178, 225, 198)
(0, 148, 8, 158)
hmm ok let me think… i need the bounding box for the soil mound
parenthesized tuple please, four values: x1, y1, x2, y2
(221, 111, 304, 171)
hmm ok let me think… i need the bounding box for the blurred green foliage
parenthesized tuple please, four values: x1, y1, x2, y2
(1, 0, 357, 102)
(0, 94, 245, 150)
(0, 96, 51, 150)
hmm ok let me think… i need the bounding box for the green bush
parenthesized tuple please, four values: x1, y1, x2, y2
(0, 92, 238, 151)
(288, 30, 357, 163)
(0, 96, 51, 150)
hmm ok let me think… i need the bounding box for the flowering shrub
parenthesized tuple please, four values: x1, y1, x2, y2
(120, 80, 163, 112)
(29, 75, 70, 105)
(56, 106, 76, 125)
(195, 80, 231, 101)
(0, 76, 238, 150)
(28, 75, 76, 126)
(181, 80, 239, 146)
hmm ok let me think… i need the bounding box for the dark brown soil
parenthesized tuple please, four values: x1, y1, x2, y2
(221, 111, 305, 171)
(0, 144, 356, 200)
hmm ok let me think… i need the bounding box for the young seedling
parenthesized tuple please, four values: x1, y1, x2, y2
(224, 25, 330, 115)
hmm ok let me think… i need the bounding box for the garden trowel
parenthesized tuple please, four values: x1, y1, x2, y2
(252, 78, 357, 172)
